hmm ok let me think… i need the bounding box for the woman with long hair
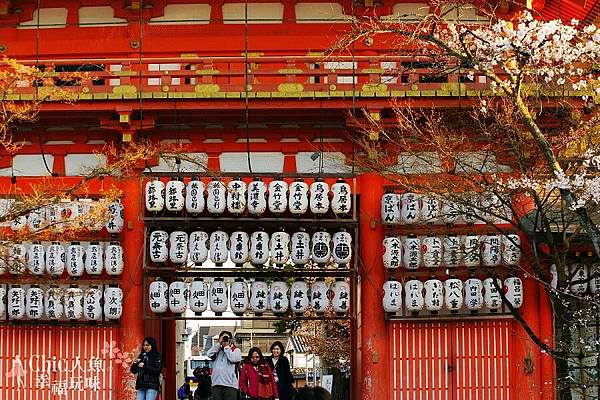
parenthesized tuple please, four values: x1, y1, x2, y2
(266, 341, 295, 400)
(239, 347, 279, 400)
(130, 336, 163, 400)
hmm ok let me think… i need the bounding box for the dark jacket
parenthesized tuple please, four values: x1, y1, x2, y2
(266, 356, 294, 400)
(130, 351, 163, 391)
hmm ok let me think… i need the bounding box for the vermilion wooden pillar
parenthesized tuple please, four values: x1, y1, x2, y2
(358, 173, 389, 400)
(120, 172, 145, 398)
(539, 284, 555, 400)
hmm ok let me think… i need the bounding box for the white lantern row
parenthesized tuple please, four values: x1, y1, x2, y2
(382, 276, 523, 314)
(1, 285, 123, 321)
(148, 278, 351, 316)
(148, 229, 352, 266)
(0, 241, 124, 277)
(381, 192, 511, 225)
(146, 177, 352, 216)
(568, 264, 600, 295)
(382, 234, 521, 269)
(10, 200, 124, 234)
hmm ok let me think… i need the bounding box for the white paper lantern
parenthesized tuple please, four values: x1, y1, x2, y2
(270, 231, 291, 265)
(210, 231, 229, 265)
(310, 280, 330, 313)
(8, 286, 25, 320)
(402, 236, 421, 270)
(311, 231, 331, 264)
(226, 179, 247, 215)
(189, 280, 208, 314)
(462, 198, 479, 224)
(64, 286, 84, 320)
(0, 284, 6, 319)
(11, 215, 26, 232)
(8, 242, 26, 274)
(463, 234, 481, 268)
(45, 287, 63, 320)
(309, 179, 330, 214)
(230, 231, 250, 265)
(269, 281, 289, 314)
(268, 180, 288, 214)
(332, 230, 352, 265)
(149, 231, 169, 263)
(400, 192, 420, 224)
(288, 179, 309, 215)
(331, 280, 350, 314)
(590, 264, 600, 295)
(249, 280, 269, 314)
(105, 242, 124, 276)
(291, 230, 311, 265)
(66, 242, 84, 277)
(103, 286, 123, 320)
(0, 249, 5, 275)
(46, 203, 65, 232)
(483, 278, 502, 310)
(105, 201, 124, 234)
(502, 234, 521, 266)
(185, 178, 205, 214)
(444, 278, 464, 311)
(441, 201, 461, 224)
(331, 179, 351, 215)
(230, 280, 249, 315)
(207, 179, 226, 214)
(247, 178, 268, 215)
(169, 231, 189, 264)
(26, 286, 44, 320)
(482, 235, 501, 267)
(210, 280, 228, 315)
(569, 264, 589, 294)
(420, 197, 440, 224)
(405, 279, 424, 313)
(189, 231, 209, 265)
(503, 277, 523, 309)
(46, 242, 65, 277)
(169, 281, 188, 314)
(149, 280, 168, 314)
(381, 193, 401, 225)
(290, 280, 310, 314)
(27, 241, 45, 275)
(382, 281, 402, 313)
(84, 287, 103, 321)
(85, 242, 103, 275)
(165, 178, 185, 212)
(27, 209, 45, 232)
(443, 235, 462, 268)
(83, 201, 104, 232)
(422, 236, 443, 269)
(145, 178, 165, 212)
(424, 279, 443, 311)
(250, 231, 270, 265)
(67, 200, 86, 227)
(382, 236, 402, 269)
(464, 278, 483, 311)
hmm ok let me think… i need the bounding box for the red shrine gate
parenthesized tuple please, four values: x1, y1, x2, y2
(0, 1, 569, 399)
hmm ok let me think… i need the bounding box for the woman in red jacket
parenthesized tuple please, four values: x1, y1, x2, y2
(239, 347, 279, 400)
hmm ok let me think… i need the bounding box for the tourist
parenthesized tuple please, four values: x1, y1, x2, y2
(239, 347, 279, 400)
(267, 341, 295, 400)
(207, 331, 242, 400)
(130, 336, 163, 400)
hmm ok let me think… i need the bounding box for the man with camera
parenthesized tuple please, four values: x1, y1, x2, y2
(207, 330, 242, 400)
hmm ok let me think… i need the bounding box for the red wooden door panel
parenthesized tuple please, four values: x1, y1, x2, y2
(389, 320, 512, 400)
(0, 326, 119, 400)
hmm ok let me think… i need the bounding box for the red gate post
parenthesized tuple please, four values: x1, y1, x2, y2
(120, 171, 146, 398)
(358, 173, 389, 400)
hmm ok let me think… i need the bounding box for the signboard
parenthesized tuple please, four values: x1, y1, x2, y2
(321, 374, 333, 393)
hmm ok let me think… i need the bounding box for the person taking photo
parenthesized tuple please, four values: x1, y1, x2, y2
(207, 330, 242, 400)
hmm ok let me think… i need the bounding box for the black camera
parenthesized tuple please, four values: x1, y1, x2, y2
(222, 336, 229, 343)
